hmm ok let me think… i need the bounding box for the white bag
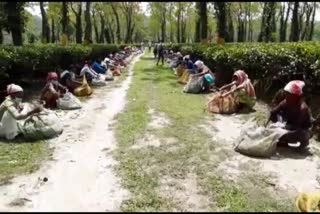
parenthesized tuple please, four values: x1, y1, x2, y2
(18, 110, 63, 140)
(234, 120, 289, 158)
(57, 92, 82, 110)
(91, 77, 107, 86)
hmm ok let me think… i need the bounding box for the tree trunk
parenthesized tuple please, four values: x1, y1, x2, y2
(92, 11, 99, 43)
(160, 4, 166, 42)
(214, 2, 228, 41)
(71, 3, 82, 44)
(194, 3, 201, 42)
(40, 2, 50, 43)
(227, 4, 234, 42)
(84, 2, 92, 43)
(308, 2, 316, 41)
(99, 13, 105, 43)
(248, 3, 253, 41)
(271, 3, 276, 42)
(290, 2, 300, 42)
(200, 2, 207, 41)
(279, 3, 291, 42)
(61, 2, 68, 35)
(176, 3, 181, 43)
(0, 27, 3, 44)
(51, 18, 55, 43)
(301, 4, 312, 41)
(298, 3, 306, 40)
(110, 3, 121, 43)
(258, 2, 267, 42)
(6, 2, 24, 46)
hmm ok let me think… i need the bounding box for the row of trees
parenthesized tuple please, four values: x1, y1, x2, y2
(0, 2, 318, 46)
(0, 2, 146, 45)
(148, 2, 319, 43)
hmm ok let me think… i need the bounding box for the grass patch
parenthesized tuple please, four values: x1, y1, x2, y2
(113, 53, 293, 211)
(0, 138, 51, 184)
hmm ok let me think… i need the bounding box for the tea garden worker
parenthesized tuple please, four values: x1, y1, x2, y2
(269, 80, 312, 153)
(41, 72, 67, 109)
(0, 84, 42, 140)
(219, 70, 256, 111)
(192, 60, 216, 91)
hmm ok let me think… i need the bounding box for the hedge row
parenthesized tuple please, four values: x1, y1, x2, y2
(0, 44, 122, 79)
(169, 42, 320, 94)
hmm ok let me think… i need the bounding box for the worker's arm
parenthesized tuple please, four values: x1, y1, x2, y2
(269, 100, 286, 122)
(6, 104, 40, 120)
(219, 81, 236, 91)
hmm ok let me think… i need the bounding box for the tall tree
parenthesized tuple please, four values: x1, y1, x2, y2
(176, 2, 182, 43)
(84, 2, 92, 43)
(199, 2, 208, 41)
(61, 2, 69, 35)
(290, 2, 300, 42)
(110, 2, 121, 43)
(40, 2, 50, 43)
(258, 2, 275, 42)
(279, 2, 291, 42)
(214, 2, 228, 42)
(99, 12, 105, 43)
(195, 2, 201, 42)
(4, 2, 26, 46)
(70, 2, 82, 44)
(308, 2, 317, 40)
(48, 2, 61, 43)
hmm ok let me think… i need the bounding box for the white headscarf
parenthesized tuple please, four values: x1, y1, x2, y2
(183, 55, 190, 61)
(7, 84, 23, 95)
(194, 60, 204, 70)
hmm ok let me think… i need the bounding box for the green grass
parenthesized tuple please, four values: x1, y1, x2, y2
(113, 53, 294, 212)
(0, 138, 51, 184)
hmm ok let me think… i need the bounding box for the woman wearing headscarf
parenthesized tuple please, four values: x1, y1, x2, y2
(59, 67, 82, 94)
(269, 80, 312, 152)
(219, 70, 256, 110)
(0, 84, 42, 140)
(41, 72, 67, 108)
(191, 60, 216, 91)
(183, 55, 197, 74)
(80, 60, 100, 82)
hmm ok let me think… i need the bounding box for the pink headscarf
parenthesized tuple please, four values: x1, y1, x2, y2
(284, 80, 305, 96)
(233, 70, 256, 98)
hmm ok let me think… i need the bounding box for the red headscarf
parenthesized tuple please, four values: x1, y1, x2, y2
(233, 70, 256, 98)
(284, 80, 305, 96)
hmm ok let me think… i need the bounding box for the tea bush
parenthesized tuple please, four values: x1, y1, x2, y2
(170, 42, 320, 93)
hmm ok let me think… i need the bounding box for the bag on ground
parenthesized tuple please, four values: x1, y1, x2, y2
(91, 77, 107, 86)
(57, 92, 82, 110)
(18, 110, 63, 140)
(178, 70, 190, 84)
(234, 120, 289, 158)
(183, 76, 204, 93)
(207, 92, 237, 114)
(74, 76, 93, 97)
(104, 70, 114, 81)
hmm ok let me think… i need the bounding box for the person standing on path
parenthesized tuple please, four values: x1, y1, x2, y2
(153, 43, 158, 59)
(156, 42, 165, 66)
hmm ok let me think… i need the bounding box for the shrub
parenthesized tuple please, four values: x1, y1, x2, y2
(171, 42, 320, 93)
(0, 44, 121, 79)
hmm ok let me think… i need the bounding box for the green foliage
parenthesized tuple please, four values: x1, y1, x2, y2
(0, 44, 121, 79)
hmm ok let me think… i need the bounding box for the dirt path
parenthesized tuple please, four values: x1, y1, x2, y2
(0, 54, 142, 212)
(204, 102, 320, 197)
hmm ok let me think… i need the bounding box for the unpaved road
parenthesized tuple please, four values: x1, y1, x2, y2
(0, 54, 142, 212)
(205, 103, 320, 196)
